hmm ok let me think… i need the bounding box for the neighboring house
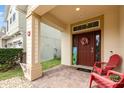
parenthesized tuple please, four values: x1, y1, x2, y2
(1, 5, 27, 51)
(0, 27, 6, 48)
(40, 23, 61, 61)
(1, 5, 61, 61)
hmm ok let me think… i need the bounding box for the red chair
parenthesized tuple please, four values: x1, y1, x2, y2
(89, 70, 124, 88)
(93, 54, 121, 75)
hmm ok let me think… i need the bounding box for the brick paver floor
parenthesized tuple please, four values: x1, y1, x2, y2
(32, 65, 95, 88)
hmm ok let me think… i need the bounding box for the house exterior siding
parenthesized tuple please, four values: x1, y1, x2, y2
(2, 6, 26, 49)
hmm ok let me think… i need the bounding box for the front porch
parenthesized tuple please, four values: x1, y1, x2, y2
(0, 65, 96, 88)
(21, 5, 124, 82)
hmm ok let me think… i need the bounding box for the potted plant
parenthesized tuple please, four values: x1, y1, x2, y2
(109, 74, 121, 82)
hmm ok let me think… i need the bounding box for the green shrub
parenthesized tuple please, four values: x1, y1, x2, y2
(0, 48, 23, 72)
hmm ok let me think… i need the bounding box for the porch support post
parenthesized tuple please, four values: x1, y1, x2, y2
(61, 24, 72, 65)
(25, 13, 42, 81)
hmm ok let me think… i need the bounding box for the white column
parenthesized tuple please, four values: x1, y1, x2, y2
(61, 24, 72, 65)
(26, 13, 42, 81)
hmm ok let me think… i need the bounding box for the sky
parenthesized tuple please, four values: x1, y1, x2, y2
(0, 5, 5, 29)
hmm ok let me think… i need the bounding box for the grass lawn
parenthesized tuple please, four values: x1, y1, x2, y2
(0, 66, 23, 80)
(0, 58, 61, 80)
(41, 58, 61, 71)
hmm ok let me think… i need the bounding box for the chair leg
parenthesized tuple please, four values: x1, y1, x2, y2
(89, 74, 94, 88)
(92, 67, 94, 72)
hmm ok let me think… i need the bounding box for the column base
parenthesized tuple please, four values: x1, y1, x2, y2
(20, 63, 42, 81)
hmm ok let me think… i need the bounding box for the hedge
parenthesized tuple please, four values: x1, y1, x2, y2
(0, 48, 23, 72)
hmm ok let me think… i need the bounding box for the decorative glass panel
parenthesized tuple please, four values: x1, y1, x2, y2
(73, 20, 100, 32)
(73, 47, 77, 65)
(95, 34, 100, 61)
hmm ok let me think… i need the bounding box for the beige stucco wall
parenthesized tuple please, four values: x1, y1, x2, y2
(120, 6, 124, 72)
(103, 6, 120, 62)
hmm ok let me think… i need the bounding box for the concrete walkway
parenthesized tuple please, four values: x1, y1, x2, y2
(0, 77, 32, 88)
(32, 65, 91, 88)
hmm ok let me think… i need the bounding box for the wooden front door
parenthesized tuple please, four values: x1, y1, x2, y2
(73, 31, 101, 66)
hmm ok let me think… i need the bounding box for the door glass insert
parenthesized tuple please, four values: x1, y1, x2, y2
(95, 34, 100, 61)
(72, 36, 78, 65)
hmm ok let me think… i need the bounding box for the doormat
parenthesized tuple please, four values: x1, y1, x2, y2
(77, 68, 92, 73)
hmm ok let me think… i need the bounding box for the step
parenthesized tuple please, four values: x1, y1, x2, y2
(71, 65, 93, 71)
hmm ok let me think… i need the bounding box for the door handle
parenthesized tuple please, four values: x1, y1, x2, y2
(91, 47, 94, 53)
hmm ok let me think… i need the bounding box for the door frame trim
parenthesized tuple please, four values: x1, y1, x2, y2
(71, 15, 104, 66)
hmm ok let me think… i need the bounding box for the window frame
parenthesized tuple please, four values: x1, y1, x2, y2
(10, 17, 12, 24)
(13, 13, 16, 22)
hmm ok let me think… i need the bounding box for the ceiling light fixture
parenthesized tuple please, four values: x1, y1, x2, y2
(76, 8, 80, 11)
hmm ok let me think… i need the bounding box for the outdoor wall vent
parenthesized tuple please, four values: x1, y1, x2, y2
(72, 20, 100, 32)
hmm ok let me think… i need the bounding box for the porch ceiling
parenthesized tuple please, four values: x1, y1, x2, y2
(32, 5, 119, 31)
(47, 5, 119, 24)
(33, 5, 56, 16)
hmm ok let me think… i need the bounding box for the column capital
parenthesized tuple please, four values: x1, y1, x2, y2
(26, 12, 41, 19)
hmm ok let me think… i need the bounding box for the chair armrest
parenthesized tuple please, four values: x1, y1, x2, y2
(94, 62, 107, 65)
(91, 72, 115, 84)
(94, 62, 107, 68)
(104, 66, 115, 70)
